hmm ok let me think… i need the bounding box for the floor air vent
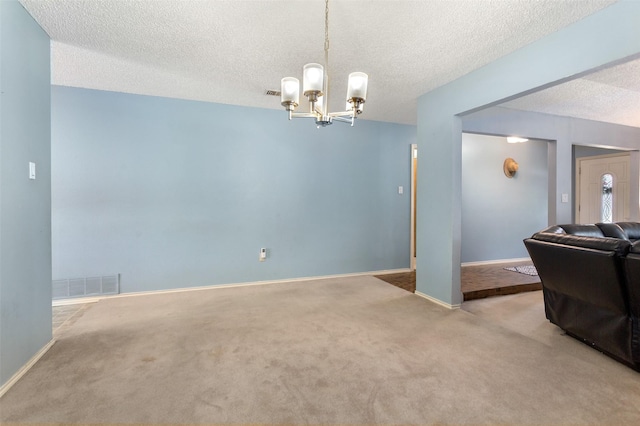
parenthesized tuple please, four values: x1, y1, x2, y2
(52, 274, 120, 300)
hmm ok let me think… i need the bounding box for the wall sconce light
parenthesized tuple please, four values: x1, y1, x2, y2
(503, 157, 519, 178)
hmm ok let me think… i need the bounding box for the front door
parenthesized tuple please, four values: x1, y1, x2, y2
(576, 153, 631, 224)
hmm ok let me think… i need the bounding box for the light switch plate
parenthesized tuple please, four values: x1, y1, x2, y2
(29, 162, 36, 180)
(561, 193, 569, 203)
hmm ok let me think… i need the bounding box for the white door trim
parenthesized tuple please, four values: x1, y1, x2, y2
(410, 144, 417, 270)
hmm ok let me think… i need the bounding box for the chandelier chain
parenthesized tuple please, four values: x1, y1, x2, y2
(324, 0, 330, 71)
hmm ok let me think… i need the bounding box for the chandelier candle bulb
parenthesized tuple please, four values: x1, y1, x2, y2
(347, 72, 368, 101)
(303, 63, 324, 96)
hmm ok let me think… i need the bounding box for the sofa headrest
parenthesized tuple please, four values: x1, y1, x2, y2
(553, 224, 605, 238)
(529, 222, 640, 255)
(529, 232, 630, 256)
(614, 222, 640, 241)
(538, 225, 565, 234)
(596, 223, 627, 240)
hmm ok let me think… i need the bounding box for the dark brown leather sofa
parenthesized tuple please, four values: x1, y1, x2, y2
(524, 222, 640, 371)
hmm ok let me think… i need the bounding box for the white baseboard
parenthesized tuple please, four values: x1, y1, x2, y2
(461, 257, 531, 267)
(415, 291, 461, 310)
(52, 297, 102, 307)
(52, 268, 414, 304)
(0, 339, 56, 398)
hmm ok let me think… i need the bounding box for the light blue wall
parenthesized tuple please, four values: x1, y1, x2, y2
(417, 1, 640, 306)
(0, 0, 52, 387)
(52, 86, 415, 293)
(461, 134, 548, 263)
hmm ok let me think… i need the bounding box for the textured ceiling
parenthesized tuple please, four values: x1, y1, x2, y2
(502, 58, 640, 128)
(19, 0, 637, 127)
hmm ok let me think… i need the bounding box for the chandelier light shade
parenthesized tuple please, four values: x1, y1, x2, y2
(280, 77, 300, 111)
(347, 72, 368, 101)
(280, 0, 368, 127)
(302, 63, 324, 97)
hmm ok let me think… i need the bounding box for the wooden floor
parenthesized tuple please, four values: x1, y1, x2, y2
(375, 260, 541, 301)
(460, 260, 541, 300)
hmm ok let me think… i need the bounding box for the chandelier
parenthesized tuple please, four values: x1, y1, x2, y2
(280, 0, 368, 127)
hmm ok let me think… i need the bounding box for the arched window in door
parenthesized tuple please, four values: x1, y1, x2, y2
(602, 173, 613, 223)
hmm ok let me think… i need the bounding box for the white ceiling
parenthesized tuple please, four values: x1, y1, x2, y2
(502, 59, 640, 127)
(18, 0, 639, 127)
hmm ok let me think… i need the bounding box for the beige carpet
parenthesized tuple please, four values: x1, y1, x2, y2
(2, 276, 640, 424)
